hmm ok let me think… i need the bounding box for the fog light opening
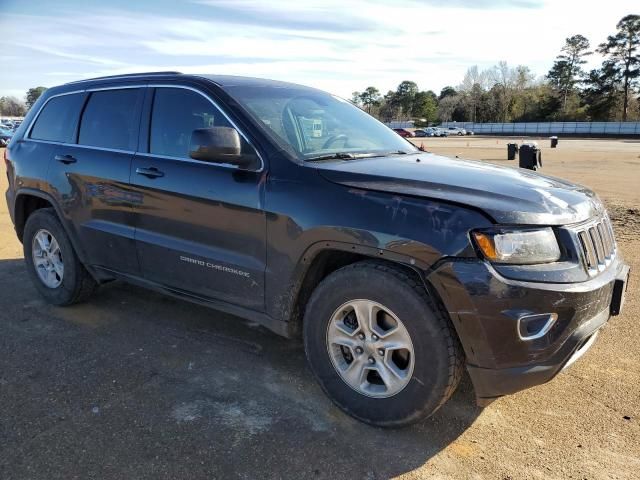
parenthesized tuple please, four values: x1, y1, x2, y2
(517, 313, 558, 341)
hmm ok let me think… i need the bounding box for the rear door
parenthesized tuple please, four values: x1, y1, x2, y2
(130, 86, 267, 310)
(46, 86, 145, 275)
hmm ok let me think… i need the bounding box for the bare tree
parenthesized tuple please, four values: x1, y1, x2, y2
(0, 96, 27, 116)
(437, 95, 458, 122)
(459, 66, 490, 122)
(489, 61, 517, 122)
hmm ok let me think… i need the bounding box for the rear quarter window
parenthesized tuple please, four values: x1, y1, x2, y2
(29, 93, 84, 143)
(79, 89, 143, 151)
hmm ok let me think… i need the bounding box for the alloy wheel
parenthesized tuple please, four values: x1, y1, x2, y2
(326, 299, 415, 398)
(32, 229, 64, 288)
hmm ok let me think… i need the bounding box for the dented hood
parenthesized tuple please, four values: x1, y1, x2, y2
(314, 153, 602, 225)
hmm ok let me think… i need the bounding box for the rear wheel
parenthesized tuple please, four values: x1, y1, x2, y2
(303, 261, 463, 427)
(23, 208, 97, 305)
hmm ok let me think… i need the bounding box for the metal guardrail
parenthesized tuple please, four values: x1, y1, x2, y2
(439, 121, 640, 136)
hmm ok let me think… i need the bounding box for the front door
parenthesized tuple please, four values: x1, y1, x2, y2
(130, 86, 267, 310)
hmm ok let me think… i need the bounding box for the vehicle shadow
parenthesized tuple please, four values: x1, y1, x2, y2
(0, 258, 482, 479)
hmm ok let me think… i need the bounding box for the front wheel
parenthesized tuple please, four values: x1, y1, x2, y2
(303, 261, 464, 427)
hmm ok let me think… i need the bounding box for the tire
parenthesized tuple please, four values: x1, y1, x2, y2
(303, 261, 463, 427)
(23, 208, 97, 305)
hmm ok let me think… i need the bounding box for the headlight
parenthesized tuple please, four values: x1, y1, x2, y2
(472, 228, 561, 264)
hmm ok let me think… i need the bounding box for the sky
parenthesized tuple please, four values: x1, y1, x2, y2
(0, 0, 636, 100)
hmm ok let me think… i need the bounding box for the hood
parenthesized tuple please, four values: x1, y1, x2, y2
(313, 153, 602, 225)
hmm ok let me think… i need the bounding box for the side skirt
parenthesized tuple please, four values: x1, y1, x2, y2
(94, 266, 292, 338)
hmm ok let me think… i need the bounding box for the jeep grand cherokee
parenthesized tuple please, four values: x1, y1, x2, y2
(4, 72, 630, 427)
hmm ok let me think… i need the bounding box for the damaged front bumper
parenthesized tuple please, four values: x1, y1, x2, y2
(427, 256, 630, 405)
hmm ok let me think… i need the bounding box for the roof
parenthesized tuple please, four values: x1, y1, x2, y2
(196, 74, 311, 90)
(64, 71, 182, 85)
(63, 72, 312, 91)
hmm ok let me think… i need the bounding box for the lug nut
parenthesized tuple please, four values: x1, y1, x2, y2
(372, 334, 379, 341)
(355, 347, 363, 354)
(368, 357, 375, 364)
(378, 348, 385, 356)
(358, 333, 365, 340)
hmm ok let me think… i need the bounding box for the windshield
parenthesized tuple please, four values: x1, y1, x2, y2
(225, 85, 418, 161)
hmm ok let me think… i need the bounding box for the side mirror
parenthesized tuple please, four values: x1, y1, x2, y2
(189, 127, 257, 169)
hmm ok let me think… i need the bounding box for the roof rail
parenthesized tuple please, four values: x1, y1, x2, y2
(65, 71, 182, 85)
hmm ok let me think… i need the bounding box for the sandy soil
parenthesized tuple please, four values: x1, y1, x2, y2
(0, 140, 638, 479)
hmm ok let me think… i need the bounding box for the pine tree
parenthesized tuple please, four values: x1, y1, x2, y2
(547, 35, 592, 114)
(359, 87, 381, 114)
(582, 61, 621, 120)
(597, 15, 640, 121)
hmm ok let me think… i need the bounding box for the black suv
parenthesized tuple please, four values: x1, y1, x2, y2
(4, 72, 630, 427)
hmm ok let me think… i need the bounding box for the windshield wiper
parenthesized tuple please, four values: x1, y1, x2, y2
(305, 152, 359, 161)
(305, 150, 415, 162)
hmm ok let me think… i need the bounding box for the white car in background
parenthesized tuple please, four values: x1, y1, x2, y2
(446, 126, 467, 136)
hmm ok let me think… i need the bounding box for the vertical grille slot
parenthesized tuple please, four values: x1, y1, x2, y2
(578, 231, 597, 269)
(589, 227, 605, 263)
(575, 216, 616, 275)
(597, 223, 611, 259)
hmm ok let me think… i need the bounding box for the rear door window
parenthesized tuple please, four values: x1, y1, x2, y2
(79, 89, 142, 151)
(29, 93, 84, 143)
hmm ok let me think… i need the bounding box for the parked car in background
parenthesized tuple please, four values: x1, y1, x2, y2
(432, 127, 448, 137)
(446, 126, 467, 136)
(2, 120, 23, 130)
(392, 128, 414, 138)
(414, 128, 436, 137)
(0, 127, 13, 146)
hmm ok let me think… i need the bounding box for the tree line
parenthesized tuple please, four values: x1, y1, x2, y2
(0, 87, 47, 117)
(351, 14, 640, 125)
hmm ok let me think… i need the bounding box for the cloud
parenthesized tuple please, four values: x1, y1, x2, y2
(191, 0, 388, 32)
(14, 44, 128, 67)
(0, 0, 634, 99)
(411, 0, 543, 8)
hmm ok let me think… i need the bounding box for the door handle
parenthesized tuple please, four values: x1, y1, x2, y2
(136, 167, 165, 178)
(54, 154, 77, 164)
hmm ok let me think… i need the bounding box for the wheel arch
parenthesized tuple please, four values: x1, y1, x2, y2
(14, 188, 98, 280)
(282, 241, 451, 338)
(14, 189, 56, 242)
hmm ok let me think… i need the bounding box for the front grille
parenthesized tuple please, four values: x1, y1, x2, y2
(575, 215, 616, 275)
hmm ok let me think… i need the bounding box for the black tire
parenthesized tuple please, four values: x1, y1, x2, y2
(303, 261, 463, 427)
(23, 208, 97, 305)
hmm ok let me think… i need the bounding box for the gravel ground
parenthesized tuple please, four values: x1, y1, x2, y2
(0, 139, 638, 479)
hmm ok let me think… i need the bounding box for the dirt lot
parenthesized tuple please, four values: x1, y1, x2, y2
(0, 139, 638, 479)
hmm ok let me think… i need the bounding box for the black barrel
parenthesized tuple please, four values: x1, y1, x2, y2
(519, 143, 542, 170)
(507, 143, 518, 160)
(550, 136, 558, 148)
